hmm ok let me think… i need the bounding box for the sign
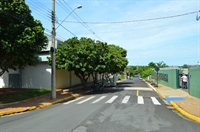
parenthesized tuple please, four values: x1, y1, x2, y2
(155, 67, 160, 72)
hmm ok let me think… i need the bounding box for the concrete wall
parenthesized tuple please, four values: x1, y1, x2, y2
(71, 71, 81, 86)
(151, 69, 179, 89)
(22, 63, 51, 89)
(56, 70, 71, 89)
(0, 69, 20, 88)
(189, 67, 200, 99)
(1, 65, 102, 89)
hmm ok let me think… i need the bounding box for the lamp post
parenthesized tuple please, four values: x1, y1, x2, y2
(56, 5, 82, 30)
(154, 67, 160, 88)
(51, 0, 82, 99)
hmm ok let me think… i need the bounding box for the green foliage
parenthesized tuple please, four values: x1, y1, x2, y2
(48, 37, 128, 88)
(0, 88, 50, 104)
(0, 0, 48, 76)
(118, 75, 125, 80)
(106, 44, 128, 73)
(136, 66, 154, 78)
(182, 64, 188, 68)
(156, 61, 168, 68)
(148, 61, 168, 68)
(148, 62, 156, 68)
(123, 61, 168, 79)
(140, 68, 154, 78)
(126, 66, 137, 76)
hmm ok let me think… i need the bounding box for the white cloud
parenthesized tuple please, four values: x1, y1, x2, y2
(27, 0, 200, 66)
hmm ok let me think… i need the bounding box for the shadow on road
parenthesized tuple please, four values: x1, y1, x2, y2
(116, 81, 134, 87)
(86, 87, 124, 95)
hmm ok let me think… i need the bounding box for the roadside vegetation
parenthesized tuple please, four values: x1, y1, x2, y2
(124, 61, 168, 79)
(0, 88, 50, 104)
(48, 37, 128, 88)
(0, 0, 48, 76)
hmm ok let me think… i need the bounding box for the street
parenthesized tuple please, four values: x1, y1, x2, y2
(0, 77, 199, 132)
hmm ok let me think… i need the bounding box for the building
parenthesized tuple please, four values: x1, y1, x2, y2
(0, 33, 64, 89)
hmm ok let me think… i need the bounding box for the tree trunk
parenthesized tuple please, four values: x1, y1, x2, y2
(75, 71, 90, 90)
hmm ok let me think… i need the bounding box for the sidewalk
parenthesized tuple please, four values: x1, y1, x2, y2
(150, 84, 200, 123)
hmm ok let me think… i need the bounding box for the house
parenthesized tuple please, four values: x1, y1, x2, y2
(0, 33, 61, 88)
(0, 33, 98, 89)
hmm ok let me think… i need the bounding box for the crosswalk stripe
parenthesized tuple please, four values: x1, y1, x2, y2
(92, 96, 106, 104)
(122, 96, 130, 104)
(77, 96, 95, 104)
(151, 97, 161, 105)
(138, 96, 144, 104)
(105, 96, 118, 103)
(63, 97, 84, 105)
(62, 95, 162, 106)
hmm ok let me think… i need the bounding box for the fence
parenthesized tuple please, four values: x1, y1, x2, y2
(189, 67, 200, 99)
(151, 69, 179, 89)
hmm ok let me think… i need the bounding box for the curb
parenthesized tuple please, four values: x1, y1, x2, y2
(0, 92, 84, 117)
(146, 81, 200, 123)
(170, 101, 200, 123)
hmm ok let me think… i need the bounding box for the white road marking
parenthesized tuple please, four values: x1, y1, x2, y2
(122, 96, 130, 104)
(105, 96, 118, 103)
(91, 96, 106, 104)
(138, 96, 144, 104)
(123, 87, 153, 91)
(104, 87, 153, 91)
(63, 97, 84, 105)
(77, 96, 95, 104)
(151, 97, 161, 105)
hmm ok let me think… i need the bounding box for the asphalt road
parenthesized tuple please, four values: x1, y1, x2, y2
(0, 77, 199, 132)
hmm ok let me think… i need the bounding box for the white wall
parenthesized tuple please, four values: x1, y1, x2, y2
(22, 63, 51, 89)
(0, 69, 20, 88)
(0, 72, 8, 88)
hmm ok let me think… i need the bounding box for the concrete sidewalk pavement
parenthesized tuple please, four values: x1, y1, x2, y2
(149, 83, 200, 123)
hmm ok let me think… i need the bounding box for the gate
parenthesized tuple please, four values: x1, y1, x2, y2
(9, 74, 21, 88)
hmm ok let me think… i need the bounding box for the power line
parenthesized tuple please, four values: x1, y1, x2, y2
(26, 0, 51, 21)
(27, 0, 75, 39)
(59, 0, 104, 41)
(31, 0, 51, 11)
(62, 0, 94, 33)
(58, 24, 77, 37)
(62, 10, 200, 24)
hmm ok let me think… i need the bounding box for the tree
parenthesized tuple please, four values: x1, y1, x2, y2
(100, 44, 128, 83)
(54, 37, 96, 88)
(50, 37, 128, 88)
(0, 0, 48, 76)
(89, 40, 109, 80)
(125, 66, 137, 77)
(148, 62, 156, 68)
(137, 66, 154, 78)
(182, 64, 188, 68)
(140, 68, 154, 78)
(106, 44, 128, 73)
(156, 61, 168, 68)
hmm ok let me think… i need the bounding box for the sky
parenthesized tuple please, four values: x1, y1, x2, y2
(26, 0, 200, 66)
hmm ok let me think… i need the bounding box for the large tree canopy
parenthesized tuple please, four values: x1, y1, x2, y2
(49, 37, 128, 88)
(0, 0, 48, 76)
(106, 44, 128, 73)
(54, 37, 96, 88)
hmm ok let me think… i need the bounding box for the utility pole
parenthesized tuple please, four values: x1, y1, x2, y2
(51, 0, 56, 99)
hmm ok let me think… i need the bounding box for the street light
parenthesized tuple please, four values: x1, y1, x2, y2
(51, 1, 82, 99)
(56, 5, 82, 30)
